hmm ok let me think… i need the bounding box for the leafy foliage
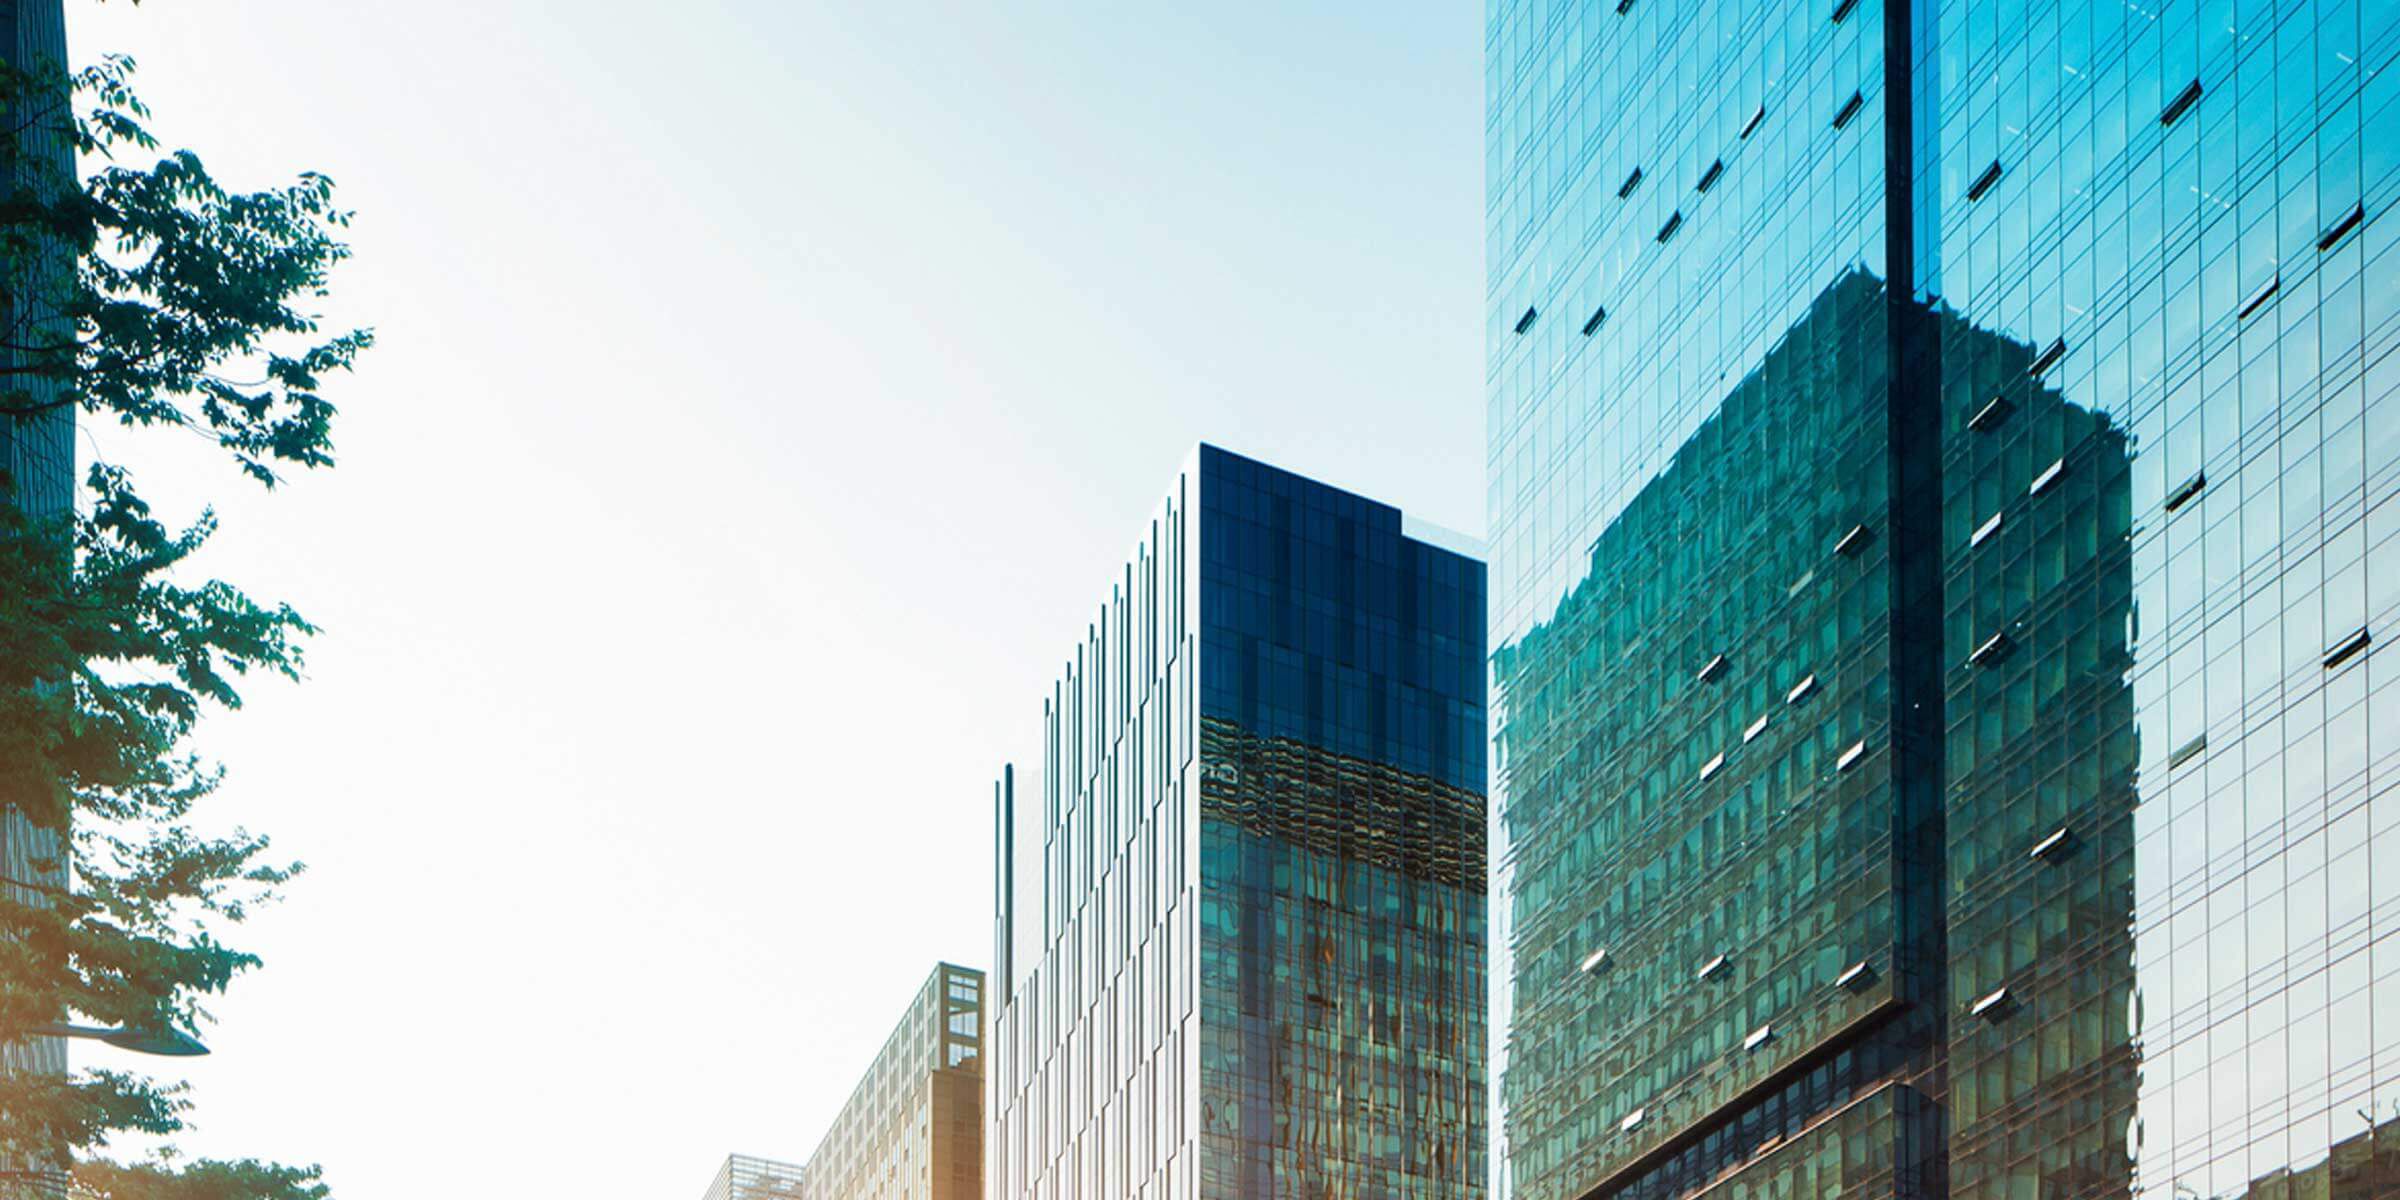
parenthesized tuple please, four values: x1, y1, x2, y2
(0, 45, 367, 1200)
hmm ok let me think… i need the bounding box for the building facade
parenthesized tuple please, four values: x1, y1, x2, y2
(989, 444, 1488, 1200)
(699, 1154, 806, 1200)
(801, 963, 983, 1200)
(0, 0, 73, 1107)
(1488, 3, 2398, 1200)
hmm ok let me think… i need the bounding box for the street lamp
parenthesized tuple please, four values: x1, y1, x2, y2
(34, 1020, 209, 1057)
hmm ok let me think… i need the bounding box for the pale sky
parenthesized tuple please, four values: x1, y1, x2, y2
(67, 2, 1483, 1197)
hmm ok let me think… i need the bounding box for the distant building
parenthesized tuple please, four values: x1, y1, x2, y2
(698, 1154, 804, 1200)
(989, 444, 1490, 1200)
(801, 963, 982, 1200)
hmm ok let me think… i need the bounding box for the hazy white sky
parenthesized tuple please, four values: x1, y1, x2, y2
(70, 2, 1482, 1195)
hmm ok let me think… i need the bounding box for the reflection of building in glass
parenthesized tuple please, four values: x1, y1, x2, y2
(801, 963, 982, 1200)
(989, 444, 1488, 1200)
(699, 1154, 806, 1200)
(1487, 2, 2397, 1199)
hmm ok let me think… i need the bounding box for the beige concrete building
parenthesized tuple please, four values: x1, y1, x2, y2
(801, 963, 981, 1200)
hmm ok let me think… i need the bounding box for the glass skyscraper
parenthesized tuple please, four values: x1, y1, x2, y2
(988, 444, 1488, 1200)
(1488, 2, 2397, 1200)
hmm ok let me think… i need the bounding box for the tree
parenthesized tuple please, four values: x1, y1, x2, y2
(0, 38, 368, 1199)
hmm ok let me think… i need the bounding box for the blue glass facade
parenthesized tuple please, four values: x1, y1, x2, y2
(992, 445, 1487, 1200)
(1489, 2, 2400, 1199)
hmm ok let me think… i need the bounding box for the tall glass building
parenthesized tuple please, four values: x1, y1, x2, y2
(1487, 2, 2399, 1199)
(988, 444, 1488, 1200)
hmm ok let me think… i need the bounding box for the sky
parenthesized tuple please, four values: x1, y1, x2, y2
(63, 2, 1485, 1196)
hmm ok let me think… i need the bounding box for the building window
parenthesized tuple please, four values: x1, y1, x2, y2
(1740, 105, 1765, 139)
(1835, 740, 1866, 771)
(1968, 394, 2012, 432)
(1968, 631, 2013, 667)
(1619, 167, 1644, 199)
(1697, 653, 1729, 683)
(2159, 79, 2204, 126)
(2319, 204, 2365, 251)
(1966, 160, 2004, 202)
(2169, 732, 2208, 769)
(1836, 960, 1876, 991)
(1696, 954, 1731, 982)
(1832, 91, 1864, 129)
(2028, 826, 2074, 862)
(2027, 338, 2066, 377)
(1743, 713, 1770, 742)
(1697, 159, 1725, 193)
(1580, 947, 1612, 976)
(2238, 276, 2281, 320)
(2164, 470, 2206, 513)
(1970, 987, 2016, 1021)
(1582, 306, 1608, 336)
(1830, 0, 1859, 22)
(1657, 211, 1684, 242)
(2029, 457, 2066, 495)
(1514, 306, 1540, 335)
(2323, 628, 2372, 670)
(1970, 512, 2003, 547)
(1786, 674, 1819, 704)
(1834, 523, 1870, 556)
(1743, 1024, 1776, 1051)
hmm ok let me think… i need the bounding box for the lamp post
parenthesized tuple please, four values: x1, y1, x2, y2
(32, 1021, 209, 1057)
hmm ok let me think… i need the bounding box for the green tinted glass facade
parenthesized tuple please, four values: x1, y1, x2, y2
(991, 445, 1487, 1200)
(1489, 1, 2400, 1199)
